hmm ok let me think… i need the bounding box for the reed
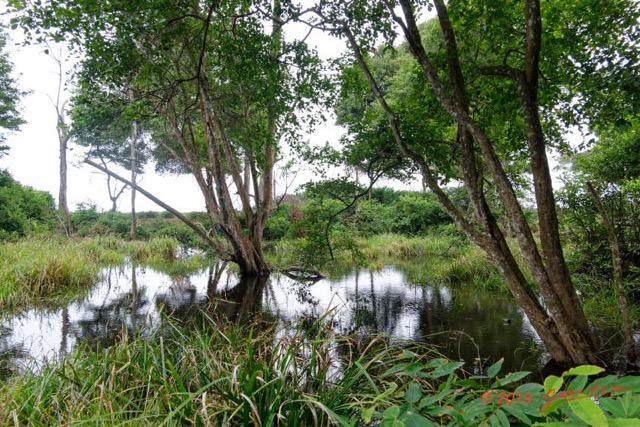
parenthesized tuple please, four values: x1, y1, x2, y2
(0, 313, 442, 426)
(0, 236, 209, 309)
(0, 236, 124, 308)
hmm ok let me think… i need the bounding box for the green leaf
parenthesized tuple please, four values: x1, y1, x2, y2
(497, 371, 531, 386)
(544, 375, 564, 395)
(502, 403, 532, 424)
(567, 374, 589, 392)
(495, 409, 511, 427)
(533, 423, 583, 427)
(362, 407, 375, 423)
(487, 358, 504, 378)
(384, 405, 401, 418)
(405, 382, 422, 404)
(430, 361, 465, 378)
(401, 412, 438, 427)
(608, 419, 640, 427)
(562, 366, 605, 377)
(567, 394, 607, 427)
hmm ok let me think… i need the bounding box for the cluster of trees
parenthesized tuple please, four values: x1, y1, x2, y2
(3, 0, 639, 368)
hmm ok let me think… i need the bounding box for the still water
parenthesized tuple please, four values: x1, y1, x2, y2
(0, 262, 546, 380)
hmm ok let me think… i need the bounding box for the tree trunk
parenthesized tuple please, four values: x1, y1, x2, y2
(52, 46, 72, 237)
(129, 90, 138, 240)
(58, 122, 72, 237)
(587, 181, 637, 363)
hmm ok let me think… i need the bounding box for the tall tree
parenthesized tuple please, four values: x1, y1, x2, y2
(47, 45, 73, 237)
(12, 0, 326, 275)
(312, 0, 639, 367)
(69, 84, 148, 215)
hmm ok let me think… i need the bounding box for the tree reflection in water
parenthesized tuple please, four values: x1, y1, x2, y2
(0, 261, 549, 379)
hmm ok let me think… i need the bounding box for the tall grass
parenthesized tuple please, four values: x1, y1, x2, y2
(0, 236, 210, 309)
(359, 234, 504, 288)
(0, 313, 442, 426)
(0, 236, 125, 308)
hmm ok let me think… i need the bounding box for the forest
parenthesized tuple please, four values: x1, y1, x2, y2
(1, 0, 639, 425)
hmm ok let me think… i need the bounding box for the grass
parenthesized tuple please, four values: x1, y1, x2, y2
(0, 312, 443, 426)
(0, 236, 210, 310)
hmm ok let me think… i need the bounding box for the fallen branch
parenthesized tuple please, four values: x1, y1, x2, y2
(281, 266, 326, 283)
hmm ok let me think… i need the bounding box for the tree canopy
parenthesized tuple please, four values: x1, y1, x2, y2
(0, 27, 25, 157)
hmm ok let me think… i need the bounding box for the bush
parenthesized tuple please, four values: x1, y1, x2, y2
(392, 192, 452, 235)
(0, 170, 55, 238)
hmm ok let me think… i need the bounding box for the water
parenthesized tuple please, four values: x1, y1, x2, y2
(0, 262, 547, 380)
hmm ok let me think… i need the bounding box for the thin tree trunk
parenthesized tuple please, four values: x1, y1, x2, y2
(58, 122, 72, 236)
(587, 181, 637, 363)
(129, 89, 138, 240)
(51, 45, 72, 237)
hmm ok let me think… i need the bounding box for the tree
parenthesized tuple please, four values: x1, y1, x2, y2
(70, 83, 149, 228)
(310, 0, 639, 367)
(560, 120, 640, 364)
(10, 0, 326, 276)
(0, 27, 25, 157)
(46, 45, 73, 237)
(0, 169, 55, 238)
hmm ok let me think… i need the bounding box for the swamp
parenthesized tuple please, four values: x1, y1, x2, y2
(1, 0, 640, 424)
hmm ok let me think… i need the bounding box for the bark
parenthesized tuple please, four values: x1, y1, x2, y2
(57, 116, 72, 237)
(52, 47, 72, 237)
(587, 182, 637, 363)
(129, 117, 138, 240)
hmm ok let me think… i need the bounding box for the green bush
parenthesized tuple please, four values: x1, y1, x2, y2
(0, 170, 55, 239)
(392, 192, 452, 235)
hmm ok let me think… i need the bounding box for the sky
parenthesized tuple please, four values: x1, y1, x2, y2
(1, 14, 410, 213)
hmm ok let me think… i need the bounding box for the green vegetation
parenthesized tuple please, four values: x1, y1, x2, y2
(2, 313, 640, 426)
(0, 235, 208, 310)
(0, 170, 55, 239)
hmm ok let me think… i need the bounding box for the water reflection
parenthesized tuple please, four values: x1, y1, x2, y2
(0, 262, 546, 380)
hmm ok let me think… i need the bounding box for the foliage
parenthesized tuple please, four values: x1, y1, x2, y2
(0, 27, 25, 156)
(70, 84, 150, 173)
(558, 120, 640, 284)
(0, 169, 55, 239)
(392, 192, 453, 235)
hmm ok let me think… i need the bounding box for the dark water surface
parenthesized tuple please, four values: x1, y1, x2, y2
(0, 262, 547, 380)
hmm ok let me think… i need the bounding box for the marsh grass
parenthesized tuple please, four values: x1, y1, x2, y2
(276, 233, 505, 289)
(0, 312, 442, 426)
(0, 236, 124, 308)
(0, 236, 209, 309)
(267, 233, 504, 288)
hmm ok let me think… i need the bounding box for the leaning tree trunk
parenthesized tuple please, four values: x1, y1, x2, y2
(340, 0, 601, 367)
